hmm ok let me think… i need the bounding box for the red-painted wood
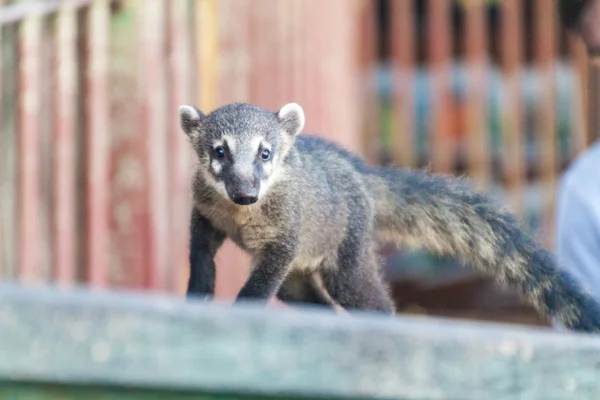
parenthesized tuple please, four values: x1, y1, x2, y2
(17, 14, 42, 283)
(53, 4, 78, 285)
(568, 35, 589, 157)
(139, 0, 169, 291)
(107, 1, 147, 290)
(85, 0, 110, 288)
(463, 0, 490, 188)
(427, 0, 455, 174)
(391, 0, 416, 168)
(0, 0, 5, 276)
(307, 0, 323, 136)
(168, 0, 194, 294)
(534, 0, 558, 249)
(500, 0, 525, 215)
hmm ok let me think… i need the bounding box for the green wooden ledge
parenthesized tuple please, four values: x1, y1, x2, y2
(0, 284, 599, 399)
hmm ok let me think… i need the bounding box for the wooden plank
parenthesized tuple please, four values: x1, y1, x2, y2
(217, 0, 250, 104)
(139, 0, 169, 291)
(0, 0, 106, 25)
(463, 0, 491, 188)
(85, 0, 110, 287)
(563, 0, 600, 145)
(0, 8, 19, 281)
(17, 9, 42, 282)
(168, 0, 194, 294)
(390, 0, 416, 168)
(568, 34, 589, 157)
(500, 0, 525, 215)
(0, 0, 3, 275)
(196, 0, 218, 113)
(534, 0, 558, 249)
(427, 0, 455, 174)
(38, 4, 56, 284)
(357, 0, 380, 164)
(291, 0, 303, 115)
(589, 55, 600, 144)
(334, 0, 361, 154)
(54, 3, 78, 286)
(274, 0, 287, 105)
(108, 0, 149, 289)
(0, 284, 600, 399)
(0, 0, 15, 278)
(248, 0, 275, 108)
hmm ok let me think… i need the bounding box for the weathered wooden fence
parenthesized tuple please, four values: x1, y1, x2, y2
(0, 0, 593, 302)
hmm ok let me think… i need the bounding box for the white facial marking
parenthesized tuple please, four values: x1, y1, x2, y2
(221, 134, 236, 154)
(200, 169, 228, 199)
(258, 158, 283, 198)
(250, 136, 263, 154)
(210, 159, 222, 174)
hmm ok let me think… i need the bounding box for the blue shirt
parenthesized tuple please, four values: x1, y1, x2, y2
(556, 140, 600, 307)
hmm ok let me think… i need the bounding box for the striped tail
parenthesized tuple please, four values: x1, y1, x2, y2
(368, 166, 600, 333)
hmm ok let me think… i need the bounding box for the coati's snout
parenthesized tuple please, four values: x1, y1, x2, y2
(226, 175, 260, 206)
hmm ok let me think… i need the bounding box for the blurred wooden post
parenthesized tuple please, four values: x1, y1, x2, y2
(428, 0, 454, 174)
(589, 55, 600, 144)
(18, 9, 42, 282)
(0, 0, 5, 275)
(196, 0, 218, 113)
(86, 0, 110, 287)
(568, 35, 589, 158)
(390, 0, 416, 168)
(534, 0, 558, 249)
(570, 0, 600, 144)
(463, 0, 491, 188)
(358, 0, 380, 164)
(139, 0, 169, 291)
(0, 4, 18, 280)
(500, 0, 525, 215)
(54, 3, 78, 285)
(168, 0, 194, 294)
(108, 0, 147, 289)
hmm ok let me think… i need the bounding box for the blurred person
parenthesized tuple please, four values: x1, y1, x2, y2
(553, 0, 600, 331)
(553, 141, 600, 331)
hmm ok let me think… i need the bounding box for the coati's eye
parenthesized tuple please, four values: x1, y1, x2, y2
(214, 146, 225, 159)
(261, 149, 271, 161)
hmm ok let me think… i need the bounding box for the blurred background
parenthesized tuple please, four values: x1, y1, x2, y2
(0, 0, 595, 327)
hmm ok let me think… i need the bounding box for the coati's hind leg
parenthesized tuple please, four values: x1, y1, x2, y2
(276, 272, 336, 308)
(321, 252, 395, 314)
(321, 202, 396, 313)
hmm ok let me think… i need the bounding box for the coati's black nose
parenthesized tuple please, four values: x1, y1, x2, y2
(232, 194, 258, 205)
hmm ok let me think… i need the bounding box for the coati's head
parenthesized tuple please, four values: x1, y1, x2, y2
(178, 102, 305, 206)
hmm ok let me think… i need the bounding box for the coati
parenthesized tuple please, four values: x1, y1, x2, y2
(178, 101, 600, 333)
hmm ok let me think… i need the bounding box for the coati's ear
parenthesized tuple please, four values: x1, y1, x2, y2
(178, 105, 205, 137)
(277, 103, 305, 137)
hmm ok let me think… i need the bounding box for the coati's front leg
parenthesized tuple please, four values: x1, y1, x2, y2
(235, 239, 298, 302)
(187, 208, 226, 299)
